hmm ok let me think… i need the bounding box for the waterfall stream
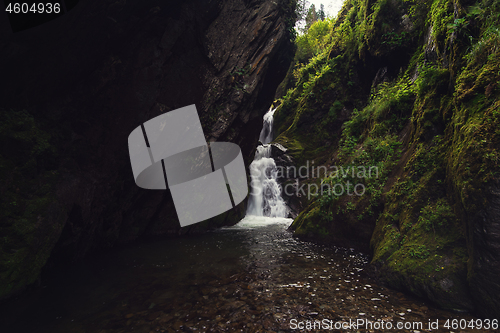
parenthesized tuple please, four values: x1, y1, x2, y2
(246, 107, 288, 217)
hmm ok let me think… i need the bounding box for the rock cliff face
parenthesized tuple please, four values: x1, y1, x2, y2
(0, 0, 294, 298)
(271, 0, 500, 317)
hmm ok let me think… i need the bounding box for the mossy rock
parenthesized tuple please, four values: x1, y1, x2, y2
(272, 0, 500, 316)
(0, 109, 65, 299)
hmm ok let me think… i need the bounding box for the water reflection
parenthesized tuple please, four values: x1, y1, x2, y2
(2, 217, 487, 333)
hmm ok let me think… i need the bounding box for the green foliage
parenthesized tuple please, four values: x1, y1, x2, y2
(381, 31, 410, 48)
(418, 198, 456, 233)
(313, 77, 409, 224)
(281, 0, 306, 41)
(233, 64, 251, 77)
(278, 0, 500, 312)
(280, 0, 420, 244)
(304, 4, 319, 32)
(344, 79, 415, 139)
(406, 137, 442, 178)
(295, 18, 335, 63)
(317, 4, 326, 21)
(429, 0, 454, 45)
(415, 65, 449, 97)
(407, 245, 430, 259)
(464, 27, 500, 65)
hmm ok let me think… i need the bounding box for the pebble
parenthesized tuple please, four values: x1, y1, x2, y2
(26, 223, 487, 333)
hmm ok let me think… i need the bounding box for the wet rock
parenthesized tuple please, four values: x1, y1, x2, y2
(268, 143, 303, 218)
(468, 179, 500, 318)
(146, 311, 162, 321)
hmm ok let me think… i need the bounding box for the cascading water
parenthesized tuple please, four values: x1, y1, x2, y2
(258, 108, 275, 144)
(246, 107, 288, 217)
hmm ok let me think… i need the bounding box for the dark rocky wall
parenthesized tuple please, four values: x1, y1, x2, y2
(0, 0, 294, 298)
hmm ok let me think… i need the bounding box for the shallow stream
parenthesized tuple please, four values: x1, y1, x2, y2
(2, 216, 487, 333)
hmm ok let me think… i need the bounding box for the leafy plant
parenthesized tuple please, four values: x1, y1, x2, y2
(418, 198, 456, 233)
(381, 31, 410, 48)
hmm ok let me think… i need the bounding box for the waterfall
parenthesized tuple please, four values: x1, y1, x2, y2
(246, 108, 288, 217)
(259, 108, 275, 144)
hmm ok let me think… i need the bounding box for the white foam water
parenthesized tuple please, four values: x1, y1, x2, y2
(258, 108, 276, 144)
(228, 215, 292, 229)
(246, 107, 288, 218)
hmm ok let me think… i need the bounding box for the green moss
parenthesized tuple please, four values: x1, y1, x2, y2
(368, 124, 473, 308)
(370, 153, 469, 308)
(429, 0, 454, 47)
(291, 202, 323, 235)
(418, 198, 456, 232)
(447, 27, 500, 215)
(0, 109, 64, 298)
(274, 0, 500, 312)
